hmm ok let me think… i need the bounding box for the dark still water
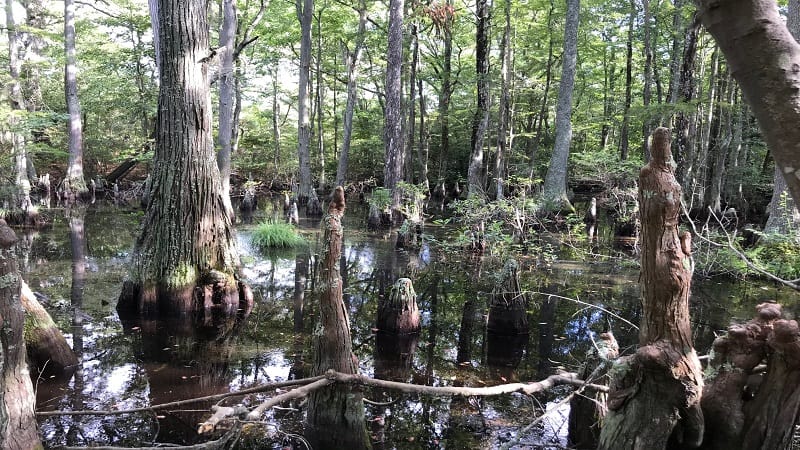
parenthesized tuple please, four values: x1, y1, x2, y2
(23, 201, 800, 449)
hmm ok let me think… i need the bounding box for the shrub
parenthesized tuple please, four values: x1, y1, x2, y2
(251, 221, 306, 250)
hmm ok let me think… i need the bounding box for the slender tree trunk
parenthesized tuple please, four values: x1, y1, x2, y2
(641, 0, 654, 161)
(0, 221, 42, 450)
(598, 128, 704, 449)
(315, 5, 325, 190)
(417, 74, 430, 192)
(384, 0, 405, 220)
(673, 15, 701, 191)
(542, 0, 580, 209)
(694, 0, 800, 206)
(6, 0, 34, 219)
(529, 0, 555, 175)
(704, 71, 733, 215)
(495, 0, 512, 200)
(619, 1, 634, 161)
(335, 0, 367, 188)
(117, 0, 248, 317)
(437, 2, 454, 185)
(667, 0, 683, 105)
(305, 188, 371, 450)
(64, 0, 87, 198)
(468, 0, 490, 196)
(217, 0, 237, 216)
(407, 22, 419, 185)
(297, 0, 314, 203)
(272, 63, 282, 172)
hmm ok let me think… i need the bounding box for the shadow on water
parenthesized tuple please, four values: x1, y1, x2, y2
(25, 199, 800, 448)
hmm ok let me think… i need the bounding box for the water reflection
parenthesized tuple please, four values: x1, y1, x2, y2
(25, 202, 800, 448)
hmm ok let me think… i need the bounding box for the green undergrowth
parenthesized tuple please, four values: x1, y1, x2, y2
(251, 220, 306, 250)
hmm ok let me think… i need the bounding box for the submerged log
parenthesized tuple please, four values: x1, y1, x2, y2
(21, 281, 78, 378)
(304, 186, 371, 450)
(598, 128, 704, 450)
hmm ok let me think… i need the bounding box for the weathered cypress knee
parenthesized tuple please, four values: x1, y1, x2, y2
(487, 259, 528, 335)
(377, 278, 421, 334)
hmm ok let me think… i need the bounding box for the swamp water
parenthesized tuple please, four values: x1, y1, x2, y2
(25, 201, 800, 449)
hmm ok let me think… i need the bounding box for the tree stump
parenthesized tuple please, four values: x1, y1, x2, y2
(598, 127, 704, 450)
(287, 199, 300, 225)
(700, 302, 800, 450)
(304, 186, 371, 450)
(376, 278, 421, 334)
(487, 259, 528, 335)
(305, 189, 323, 217)
(568, 331, 619, 449)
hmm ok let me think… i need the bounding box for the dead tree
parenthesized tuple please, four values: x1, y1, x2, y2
(598, 127, 704, 449)
(304, 186, 371, 450)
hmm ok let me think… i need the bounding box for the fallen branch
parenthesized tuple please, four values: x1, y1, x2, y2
(246, 378, 332, 420)
(36, 375, 327, 417)
(329, 370, 609, 396)
(63, 427, 238, 450)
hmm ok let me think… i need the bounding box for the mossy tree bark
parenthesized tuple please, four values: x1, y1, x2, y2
(598, 128, 704, 450)
(305, 187, 371, 450)
(117, 0, 249, 317)
(377, 278, 420, 334)
(0, 220, 42, 450)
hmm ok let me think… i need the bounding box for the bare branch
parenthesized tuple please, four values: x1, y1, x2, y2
(682, 204, 800, 291)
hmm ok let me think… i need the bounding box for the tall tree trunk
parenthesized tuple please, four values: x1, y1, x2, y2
(529, 0, 555, 174)
(641, 0, 654, 162)
(763, 0, 800, 237)
(297, 0, 314, 203)
(703, 71, 733, 215)
(598, 128, 704, 449)
(468, 0, 490, 196)
(384, 0, 405, 220)
(272, 63, 282, 172)
(673, 14, 701, 191)
(417, 75, 430, 192)
(667, 0, 683, 105)
(436, 0, 453, 184)
(694, 0, 800, 206)
(117, 0, 248, 316)
(64, 0, 87, 198)
(315, 4, 325, 190)
(619, 1, 634, 161)
(542, 0, 579, 210)
(495, 0, 512, 200)
(406, 22, 418, 185)
(6, 0, 34, 220)
(0, 221, 42, 450)
(335, 0, 367, 187)
(217, 0, 237, 217)
(305, 188, 371, 450)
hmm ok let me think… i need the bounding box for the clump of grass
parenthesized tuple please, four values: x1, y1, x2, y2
(251, 221, 306, 250)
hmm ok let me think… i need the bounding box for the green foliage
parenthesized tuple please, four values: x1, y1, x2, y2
(368, 187, 391, 210)
(251, 221, 306, 250)
(746, 233, 800, 280)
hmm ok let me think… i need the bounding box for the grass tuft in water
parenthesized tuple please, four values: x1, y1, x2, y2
(251, 221, 306, 250)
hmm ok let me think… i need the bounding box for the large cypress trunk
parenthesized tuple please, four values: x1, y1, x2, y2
(117, 0, 249, 317)
(0, 220, 42, 450)
(304, 187, 371, 450)
(598, 128, 704, 450)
